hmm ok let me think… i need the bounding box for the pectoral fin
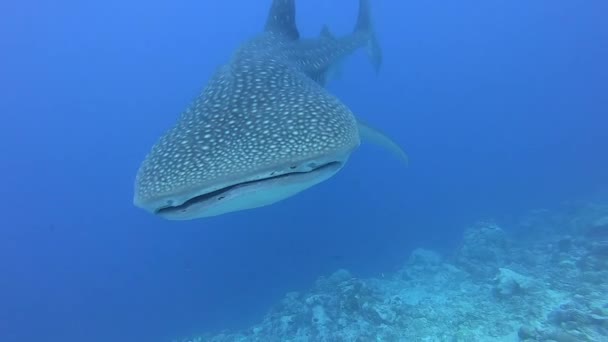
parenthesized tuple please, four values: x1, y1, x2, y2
(357, 119, 409, 166)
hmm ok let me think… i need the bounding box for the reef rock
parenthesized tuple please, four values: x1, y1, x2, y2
(454, 222, 510, 279)
(493, 267, 536, 298)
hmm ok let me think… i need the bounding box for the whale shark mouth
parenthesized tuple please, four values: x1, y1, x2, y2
(154, 161, 342, 215)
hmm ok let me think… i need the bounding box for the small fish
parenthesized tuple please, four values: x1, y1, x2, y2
(133, 0, 407, 220)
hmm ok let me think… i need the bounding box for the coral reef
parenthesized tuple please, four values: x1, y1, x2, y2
(173, 202, 608, 342)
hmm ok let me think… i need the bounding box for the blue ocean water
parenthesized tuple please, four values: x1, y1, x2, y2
(1, 0, 606, 341)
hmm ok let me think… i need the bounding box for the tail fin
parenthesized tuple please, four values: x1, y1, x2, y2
(354, 0, 382, 73)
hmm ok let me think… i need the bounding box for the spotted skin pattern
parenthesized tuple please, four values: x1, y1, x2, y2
(134, 0, 383, 217)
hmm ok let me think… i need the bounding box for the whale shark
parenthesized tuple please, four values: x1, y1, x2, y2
(133, 0, 407, 220)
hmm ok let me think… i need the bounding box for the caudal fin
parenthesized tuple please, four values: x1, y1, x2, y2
(354, 0, 382, 73)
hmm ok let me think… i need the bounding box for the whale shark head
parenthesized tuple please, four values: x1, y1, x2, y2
(133, 57, 360, 219)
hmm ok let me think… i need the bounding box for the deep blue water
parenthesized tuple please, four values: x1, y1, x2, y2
(1, 0, 606, 341)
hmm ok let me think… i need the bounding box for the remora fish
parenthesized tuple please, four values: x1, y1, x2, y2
(134, 0, 407, 220)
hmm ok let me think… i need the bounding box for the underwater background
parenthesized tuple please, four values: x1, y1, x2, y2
(1, 0, 607, 341)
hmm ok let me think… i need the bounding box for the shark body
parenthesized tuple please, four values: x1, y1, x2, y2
(134, 0, 406, 220)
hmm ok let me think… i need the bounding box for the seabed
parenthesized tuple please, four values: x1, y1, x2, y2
(175, 202, 608, 342)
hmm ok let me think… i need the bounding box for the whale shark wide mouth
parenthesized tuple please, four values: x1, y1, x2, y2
(154, 161, 342, 215)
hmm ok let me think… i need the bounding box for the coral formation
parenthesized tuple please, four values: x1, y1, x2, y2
(493, 267, 537, 298)
(173, 202, 608, 341)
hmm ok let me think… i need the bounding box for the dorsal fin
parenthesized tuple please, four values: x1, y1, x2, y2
(320, 25, 335, 40)
(265, 0, 299, 40)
